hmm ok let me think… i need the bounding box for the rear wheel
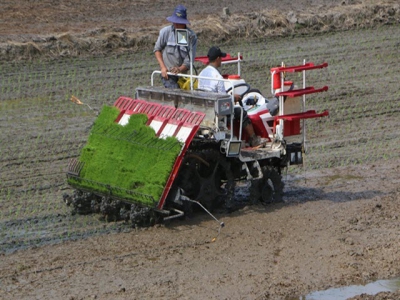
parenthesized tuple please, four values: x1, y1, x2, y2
(174, 149, 235, 211)
(250, 166, 284, 204)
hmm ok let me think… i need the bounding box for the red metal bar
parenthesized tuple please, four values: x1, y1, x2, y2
(184, 111, 205, 126)
(273, 62, 328, 73)
(149, 105, 177, 135)
(113, 96, 134, 110)
(170, 108, 191, 123)
(158, 108, 192, 138)
(127, 99, 147, 112)
(194, 54, 243, 65)
(275, 110, 329, 122)
(272, 110, 329, 135)
(275, 86, 329, 98)
(141, 102, 162, 116)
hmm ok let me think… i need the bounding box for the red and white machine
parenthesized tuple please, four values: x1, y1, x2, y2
(66, 52, 330, 226)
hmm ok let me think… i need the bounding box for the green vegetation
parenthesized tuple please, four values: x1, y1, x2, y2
(68, 106, 182, 206)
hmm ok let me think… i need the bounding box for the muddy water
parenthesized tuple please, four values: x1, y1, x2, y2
(302, 277, 400, 299)
(1, 25, 399, 255)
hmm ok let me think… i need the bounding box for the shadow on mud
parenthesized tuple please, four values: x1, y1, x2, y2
(0, 183, 385, 255)
(145, 179, 386, 231)
(284, 186, 384, 204)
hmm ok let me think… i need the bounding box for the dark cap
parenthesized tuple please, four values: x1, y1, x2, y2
(166, 4, 190, 25)
(207, 46, 227, 61)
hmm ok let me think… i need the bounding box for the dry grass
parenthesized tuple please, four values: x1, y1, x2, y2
(0, 3, 398, 61)
(7, 41, 41, 59)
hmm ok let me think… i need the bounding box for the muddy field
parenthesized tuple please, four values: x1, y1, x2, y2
(1, 0, 400, 299)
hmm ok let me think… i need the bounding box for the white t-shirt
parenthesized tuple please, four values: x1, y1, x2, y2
(198, 65, 226, 94)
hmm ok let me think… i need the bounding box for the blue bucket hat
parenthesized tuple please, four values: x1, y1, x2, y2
(166, 4, 190, 25)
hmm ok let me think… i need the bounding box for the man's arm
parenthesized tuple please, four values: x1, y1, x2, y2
(154, 26, 172, 79)
(155, 50, 169, 79)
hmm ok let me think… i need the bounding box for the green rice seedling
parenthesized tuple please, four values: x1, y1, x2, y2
(68, 105, 182, 206)
(6, 188, 12, 202)
(14, 204, 22, 218)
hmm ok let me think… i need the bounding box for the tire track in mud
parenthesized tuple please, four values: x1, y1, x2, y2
(0, 221, 222, 290)
(0, 25, 399, 255)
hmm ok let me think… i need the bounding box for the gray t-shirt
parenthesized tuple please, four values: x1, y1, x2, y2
(154, 25, 197, 70)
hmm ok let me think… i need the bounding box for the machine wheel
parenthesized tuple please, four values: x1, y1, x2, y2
(250, 166, 284, 204)
(175, 149, 235, 211)
(64, 190, 98, 215)
(129, 204, 153, 227)
(99, 197, 127, 222)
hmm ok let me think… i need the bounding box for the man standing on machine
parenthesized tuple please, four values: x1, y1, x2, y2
(154, 4, 197, 89)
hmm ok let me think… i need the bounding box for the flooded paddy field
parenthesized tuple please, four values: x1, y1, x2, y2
(1, 1, 400, 298)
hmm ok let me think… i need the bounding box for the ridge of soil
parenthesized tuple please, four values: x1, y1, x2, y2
(0, 0, 399, 61)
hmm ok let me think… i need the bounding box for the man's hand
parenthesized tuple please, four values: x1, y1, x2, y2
(170, 65, 187, 74)
(161, 66, 168, 79)
(234, 94, 242, 103)
(155, 51, 170, 79)
(170, 67, 180, 74)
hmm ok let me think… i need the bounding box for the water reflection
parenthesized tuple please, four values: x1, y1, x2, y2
(302, 277, 400, 300)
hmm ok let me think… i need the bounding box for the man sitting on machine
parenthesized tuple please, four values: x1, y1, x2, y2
(198, 46, 262, 147)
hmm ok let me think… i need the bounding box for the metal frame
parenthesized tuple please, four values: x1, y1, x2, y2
(150, 70, 243, 144)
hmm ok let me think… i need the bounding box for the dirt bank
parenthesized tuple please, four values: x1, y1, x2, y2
(0, 0, 399, 61)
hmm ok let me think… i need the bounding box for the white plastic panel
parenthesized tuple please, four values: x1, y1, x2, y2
(118, 114, 131, 126)
(175, 126, 192, 143)
(149, 120, 163, 134)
